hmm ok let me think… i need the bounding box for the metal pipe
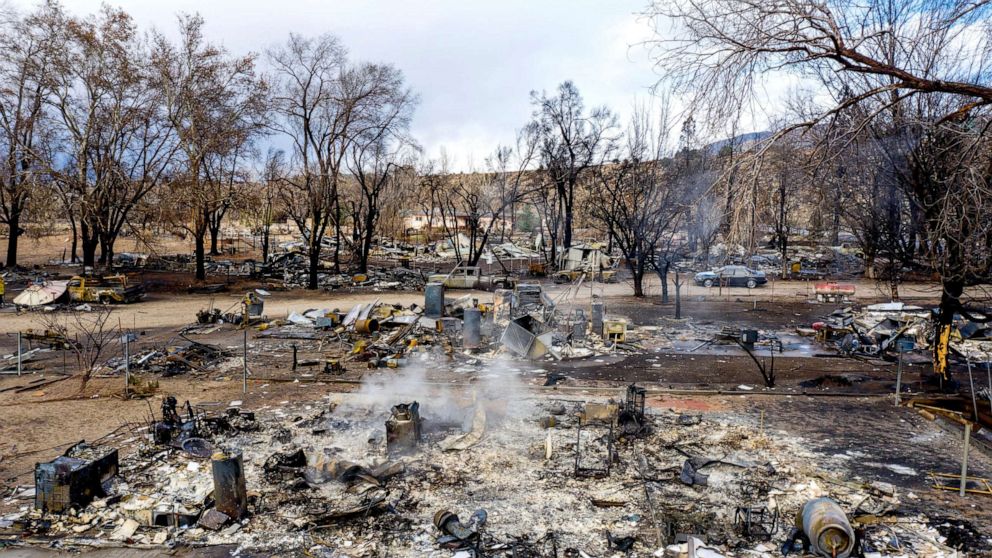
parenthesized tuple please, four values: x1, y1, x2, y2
(16, 331, 21, 377)
(895, 348, 902, 405)
(961, 422, 972, 497)
(800, 498, 855, 558)
(124, 334, 130, 398)
(967, 358, 979, 422)
(242, 330, 248, 395)
(211, 450, 248, 519)
(987, 361, 991, 417)
(463, 308, 481, 348)
(354, 319, 380, 334)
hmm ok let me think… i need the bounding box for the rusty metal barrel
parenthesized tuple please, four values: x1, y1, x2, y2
(211, 450, 248, 520)
(463, 308, 481, 348)
(354, 319, 379, 334)
(800, 498, 855, 558)
(425, 283, 445, 318)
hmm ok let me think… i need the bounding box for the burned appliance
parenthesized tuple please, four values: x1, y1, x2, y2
(618, 383, 647, 436)
(386, 402, 423, 454)
(35, 442, 119, 513)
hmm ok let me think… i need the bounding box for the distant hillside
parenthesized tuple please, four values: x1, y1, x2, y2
(704, 131, 772, 154)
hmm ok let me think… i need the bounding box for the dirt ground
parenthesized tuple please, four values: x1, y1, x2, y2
(2, 262, 991, 555)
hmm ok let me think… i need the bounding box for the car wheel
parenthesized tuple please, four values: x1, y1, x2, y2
(746, 279, 757, 289)
(703, 279, 713, 288)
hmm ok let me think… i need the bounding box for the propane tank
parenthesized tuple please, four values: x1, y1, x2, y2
(799, 498, 855, 558)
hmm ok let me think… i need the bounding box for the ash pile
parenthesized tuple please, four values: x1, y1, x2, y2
(0, 375, 974, 557)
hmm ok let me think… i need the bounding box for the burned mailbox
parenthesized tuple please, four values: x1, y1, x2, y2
(35, 442, 119, 513)
(386, 402, 423, 454)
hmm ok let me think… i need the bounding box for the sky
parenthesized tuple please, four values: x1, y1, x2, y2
(9, 0, 670, 170)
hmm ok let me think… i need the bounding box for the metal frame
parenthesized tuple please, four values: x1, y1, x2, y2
(929, 472, 992, 495)
(575, 418, 614, 478)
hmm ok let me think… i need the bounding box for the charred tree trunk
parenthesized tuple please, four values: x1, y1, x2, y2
(261, 225, 270, 265)
(562, 202, 574, 252)
(194, 232, 206, 281)
(69, 214, 79, 263)
(81, 220, 100, 269)
(308, 248, 320, 290)
(653, 257, 670, 304)
(5, 209, 20, 268)
(209, 226, 221, 256)
(629, 252, 645, 297)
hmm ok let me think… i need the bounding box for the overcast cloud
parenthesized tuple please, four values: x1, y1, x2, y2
(8, 0, 673, 169)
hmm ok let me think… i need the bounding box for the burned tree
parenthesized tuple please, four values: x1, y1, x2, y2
(647, 0, 992, 375)
(0, 3, 59, 268)
(527, 81, 618, 266)
(270, 35, 416, 287)
(48, 6, 174, 268)
(246, 148, 285, 266)
(347, 142, 415, 274)
(36, 305, 118, 392)
(153, 14, 267, 280)
(591, 107, 691, 298)
(430, 141, 535, 267)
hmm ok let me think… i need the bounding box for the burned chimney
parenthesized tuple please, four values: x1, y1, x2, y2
(386, 402, 423, 454)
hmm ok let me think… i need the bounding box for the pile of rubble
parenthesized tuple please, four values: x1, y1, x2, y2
(249, 282, 636, 371)
(808, 302, 992, 364)
(104, 336, 233, 377)
(1, 376, 975, 556)
(286, 267, 424, 291)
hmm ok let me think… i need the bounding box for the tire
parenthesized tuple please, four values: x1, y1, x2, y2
(746, 279, 757, 289)
(702, 279, 713, 288)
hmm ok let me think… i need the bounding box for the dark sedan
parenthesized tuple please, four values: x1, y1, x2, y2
(694, 265, 767, 288)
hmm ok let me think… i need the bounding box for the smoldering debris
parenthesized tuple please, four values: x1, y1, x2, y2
(1, 374, 973, 557)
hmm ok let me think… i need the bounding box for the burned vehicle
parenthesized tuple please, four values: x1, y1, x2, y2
(694, 265, 767, 288)
(427, 265, 515, 291)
